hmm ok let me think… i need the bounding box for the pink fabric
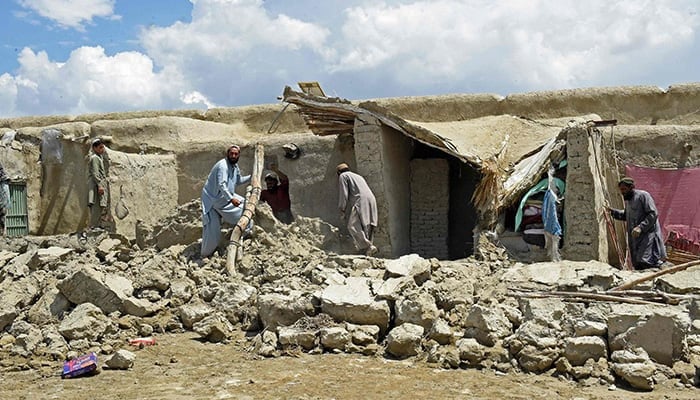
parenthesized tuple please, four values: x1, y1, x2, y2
(625, 164, 700, 252)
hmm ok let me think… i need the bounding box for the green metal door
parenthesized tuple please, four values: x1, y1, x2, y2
(6, 182, 28, 236)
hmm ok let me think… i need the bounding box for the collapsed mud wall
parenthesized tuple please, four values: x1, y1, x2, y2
(2, 82, 700, 244)
(0, 129, 42, 231)
(0, 211, 697, 391)
(0, 115, 347, 239)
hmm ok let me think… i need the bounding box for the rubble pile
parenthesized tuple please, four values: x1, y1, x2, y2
(0, 204, 698, 391)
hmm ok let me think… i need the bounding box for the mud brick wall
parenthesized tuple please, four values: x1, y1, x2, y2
(354, 115, 392, 255)
(562, 125, 609, 262)
(410, 158, 449, 259)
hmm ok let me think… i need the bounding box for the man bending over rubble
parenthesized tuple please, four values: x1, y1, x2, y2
(607, 177, 667, 270)
(337, 163, 378, 256)
(201, 145, 251, 257)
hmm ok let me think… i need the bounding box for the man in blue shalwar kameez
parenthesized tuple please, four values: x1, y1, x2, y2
(201, 145, 251, 257)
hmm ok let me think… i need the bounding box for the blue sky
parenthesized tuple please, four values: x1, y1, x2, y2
(1, 1, 192, 72)
(0, 0, 698, 117)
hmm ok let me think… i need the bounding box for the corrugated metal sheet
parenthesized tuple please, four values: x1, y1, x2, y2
(6, 182, 28, 237)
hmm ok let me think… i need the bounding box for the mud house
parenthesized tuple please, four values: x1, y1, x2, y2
(1, 83, 699, 265)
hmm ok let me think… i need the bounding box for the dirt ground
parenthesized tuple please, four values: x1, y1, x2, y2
(1, 332, 696, 400)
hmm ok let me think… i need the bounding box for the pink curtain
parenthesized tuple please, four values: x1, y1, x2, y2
(626, 164, 700, 254)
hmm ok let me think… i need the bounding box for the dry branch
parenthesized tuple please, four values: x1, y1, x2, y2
(609, 259, 700, 292)
(226, 143, 264, 275)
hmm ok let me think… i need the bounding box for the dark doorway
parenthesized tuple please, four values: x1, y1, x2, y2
(448, 158, 479, 259)
(412, 143, 479, 260)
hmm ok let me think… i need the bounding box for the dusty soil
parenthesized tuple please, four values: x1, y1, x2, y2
(1, 332, 696, 400)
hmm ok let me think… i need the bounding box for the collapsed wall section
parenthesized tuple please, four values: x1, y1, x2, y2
(107, 152, 179, 237)
(38, 145, 178, 237)
(0, 130, 42, 234)
(252, 133, 348, 226)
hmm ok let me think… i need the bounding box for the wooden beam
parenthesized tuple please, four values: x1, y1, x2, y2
(510, 290, 664, 306)
(226, 143, 264, 275)
(609, 259, 700, 292)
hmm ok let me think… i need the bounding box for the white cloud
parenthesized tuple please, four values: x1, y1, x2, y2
(142, 0, 329, 64)
(0, 0, 698, 117)
(139, 0, 331, 104)
(6, 46, 200, 115)
(330, 0, 699, 89)
(0, 73, 20, 113)
(180, 90, 216, 109)
(18, 0, 119, 30)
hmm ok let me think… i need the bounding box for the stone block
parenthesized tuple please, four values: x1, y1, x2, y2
(58, 303, 112, 341)
(258, 292, 314, 330)
(193, 314, 233, 343)
(608, 305, 690, 366)
(428, 318, 453, 345)
(655, 266, 700, 294)
(386, 323, 423, 358)
(346, 323, 380, 346)
(57, 267, 133, 314)
(564, 336, 607, 366)
(321, 277, 390, 333)
(179, 302, 214, 329)
(456, 338, 486, 364)
(278, 326, 317, 350)
(27, 288, 71, 325)
(320, 326, 350, 351)
(517, 344, 560, 373)
(395, 291, 439, 331)
(105, 349, 136, 370)
(463, 304, 513, 346)
(384, 254, 431, 284)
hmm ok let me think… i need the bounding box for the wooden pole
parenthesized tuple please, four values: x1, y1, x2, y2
(609, 259, 700, 292)
(226, 144, 264, 275)
(510, 290, 662, 305)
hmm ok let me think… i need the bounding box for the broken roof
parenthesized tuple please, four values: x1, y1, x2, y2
(405, 115, 561, 167)
(282, 86, 597, 221)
